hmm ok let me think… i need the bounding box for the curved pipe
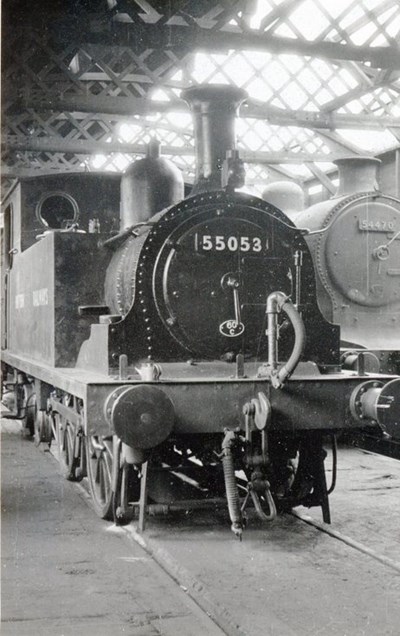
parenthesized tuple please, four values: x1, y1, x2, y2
(277, 299, 306, 386)
(266, 292, 306, 388)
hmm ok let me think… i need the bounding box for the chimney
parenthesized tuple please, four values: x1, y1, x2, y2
(334, 156, 381, 196)
(181, 85, 247, 195)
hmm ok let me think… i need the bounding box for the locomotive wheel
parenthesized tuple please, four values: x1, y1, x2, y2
(49, 411, 59, 447)
(57, 415, 82, 482)
(23, 394, 36, 437)
(86, 435, 114, 520)
(18, 386, 36, 437)
(34, 411, 52, 447)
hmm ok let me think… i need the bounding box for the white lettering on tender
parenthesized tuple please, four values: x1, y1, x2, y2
(15, 294, 25, 309)
(32, 288, 49, 307)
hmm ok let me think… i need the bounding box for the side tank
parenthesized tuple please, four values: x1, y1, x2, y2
(295, 157, 400, 349)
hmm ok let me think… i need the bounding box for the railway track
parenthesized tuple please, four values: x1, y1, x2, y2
(46, 437, 400, 636)
(2, 421, 228, 636)
(46, 442, 245, 635)
(3, 417, 400, 635)
(48, 434, 400, 574)
(291, 510, 400, 574)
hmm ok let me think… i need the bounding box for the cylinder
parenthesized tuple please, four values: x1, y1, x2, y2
(334, 156, 381, 196)
(181, 85, 247, 194)
(120, 139, 184, 230)
(262, 181, 305, 215)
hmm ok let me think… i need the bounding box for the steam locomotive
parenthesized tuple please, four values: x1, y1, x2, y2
(2, 85, 399, 536)
(262, 155, 400, 456)
(298, 158, 400, 455)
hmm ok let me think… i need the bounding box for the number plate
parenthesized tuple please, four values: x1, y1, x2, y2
(195, 233, 269, 254)
(358, 219, 396, 232)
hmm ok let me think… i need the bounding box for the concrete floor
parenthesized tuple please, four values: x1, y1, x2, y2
(2, 419, 400, 636)
(301, 445, 400, 561)
(1, 420, 225, 636)
(122, 447, 400, 636)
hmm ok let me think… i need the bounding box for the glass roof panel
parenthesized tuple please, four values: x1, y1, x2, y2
(279, 164, 313, 178)
(288, 1, 332, 41)
(318, 0, 359, 20)
(385, 13, 400, 38)
(187, 7, 400, 163)
(6, 0, 400, 180)
(335, 128, 399, 153)
(339, 87, 400, 117)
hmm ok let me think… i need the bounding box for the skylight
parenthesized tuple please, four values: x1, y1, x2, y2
(7, 0, 399, 190)
(335, 129, 399, 153)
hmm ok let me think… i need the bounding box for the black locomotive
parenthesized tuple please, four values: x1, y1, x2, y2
(2, 85, 399, 536)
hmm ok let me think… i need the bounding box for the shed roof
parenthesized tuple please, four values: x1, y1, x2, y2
(2, 0, 399, 196)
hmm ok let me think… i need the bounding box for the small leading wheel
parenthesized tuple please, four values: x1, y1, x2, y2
(86, 435, 114, 520)
(57, 414, 82, 481)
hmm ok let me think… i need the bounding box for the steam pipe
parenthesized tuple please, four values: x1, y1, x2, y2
(265, 292, 306, 388)
(181, 85, 247, 194)
(278, 301, 306, 386)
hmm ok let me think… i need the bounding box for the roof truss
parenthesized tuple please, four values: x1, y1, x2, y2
(2, 0, 400, 190)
